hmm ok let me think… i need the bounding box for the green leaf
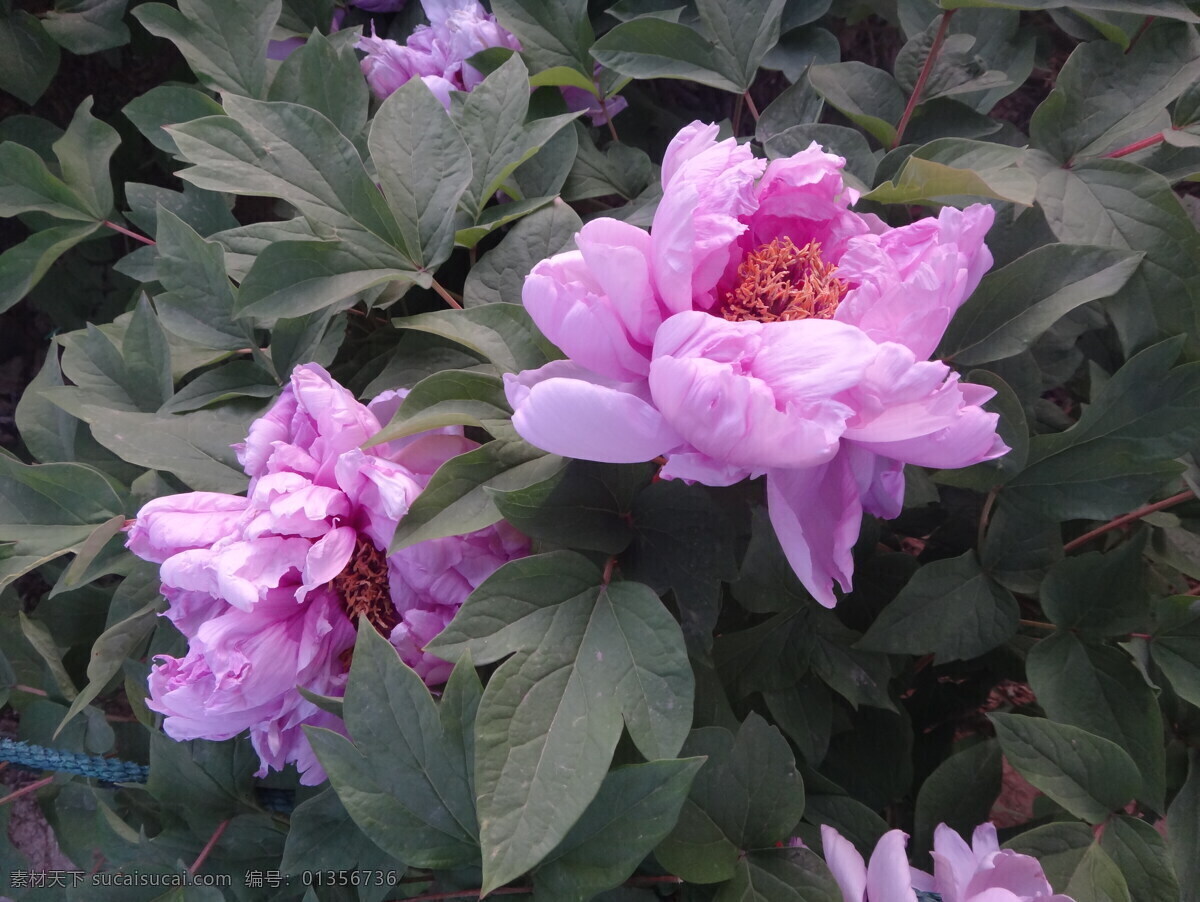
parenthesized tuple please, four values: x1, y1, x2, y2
(124, 182, 237, 241)
(563, 126, 655, 201)
(989, 713, 1140, 823)
(931, 370, 1028, 489)
(0, 140, 94, 221)
(715, 849, 842, 902)
(488, 460, 652, 554)
(938, 244, 1143, 365)
(591, 18, 742, 94)
(41, 0, 131, 54)
(153, 207, 252, 351)
(307, 622, 479, 869)
(938, 0, 1198, 20)
(1064, 843, 1133, 902)
(0, 221, 101, 316)
(653, 799, 740, 884)
(279, 787, 403, 879)
(913, 740, 1002, 859)
(763, 675, 833, 765)
(427, 551, 693, 894)
(123, 295, 175, 412)
(856, 550, 1019, 662)
(455, 194, 558, 248)
(1003, 338, 1200, 520)
(1026, 632, 1165, 810)
(863, 143, 1037, 206)
(1149, 595, 1200, 707)
(161, 361, 278, 414)
(267, 30, 367, 141)
(807, 62, 905, 147)
(1168, 749, 1200, 902)
(210, 216, 320, 280)
(1003, 821, 1095, 892)
(369, 79, 471, 271)
(170, 95, 406, 252)
(695, 0, 788, 92)
(894, 18, 1010, 103)
(624, 480, 738, 652)
(396, 303, 559, 374)
(18, 613, 78, 700)
(1099, 815, 1179, 902)
(122, 85, 226, 156)
(1039, 536, 1148, 637)
(0, 11, 60, 105)
(1029, 23, 1200, 163)
(491, 0, 594, 80)
(133, 0, 280, 98)
(235, 237, 419, 322)
(389, 439, 563, 551)
(451, 55, 579, 218)
(763, 123, 876, 186)
(0, 455, 124, 591)
(533, 759, 704, 902)
(369, 370, 510, 445)
(463, 200, 582, 307)
(1036, 160, 1200, 356)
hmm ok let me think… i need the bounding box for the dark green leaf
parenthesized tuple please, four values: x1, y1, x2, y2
(714, 849, 841, 902)
(161, 361, 279, 414)
(1150, 595, 1200, 707)
(267, 30, 367, 141)
(1168, 749, 1200, 902)
(857, 550, 1018, 662)
(133, 0, 280, 98)
(124, 182, 237, 240)
(370, 78, 472, 270)
(428, 551, 692, 895)
(396, 303, 559, 374)
(939, 243, 1142, 365)
(591, 18, 742, 94)
(1003, 821, 1095, 893)
(1039, 531, 1147, 636)
(763, 675, 833, 765)
(1064, 843, 1133, 902)
(913, 740, 1002, 859)
(42, 0, 130, 54)
(122, 85, 226, 156)
(0, 221, 101, 316)
(695, 0, 788, 92)
(463, 201, 582, 307)
(533, 759, 704, 902)
(938, 0, 1198, 20)
(563, 125, 655, 202)
(1099, 815, 1179, 902)
(989, 713, 1140, 823)
(807, 62, 905, 147)
(280, 787, 403, 880)
(1025, 632, 1165, 809)
(307, 622, 479, 869)
(369, 370, 510, 445)
(0, 11, 60, 105)
(0, 140, 94, 221)
(894, 18, 1009, 102)
(491, 0, 594, 79)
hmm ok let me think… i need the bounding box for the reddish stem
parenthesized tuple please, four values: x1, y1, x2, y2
(1103, 132, 1166, 158)
(188, 818, 230, 875)
(743, 91, 760, 123)
(431, 278, 464, 310)
(599, 96, 621, 143)
(103, 220, 155, 246)
(0, 776, 54, 808)
(1063, 489, 1195, 553)
(1128, 16, 1155, 52)
(893, 9, 956, 149)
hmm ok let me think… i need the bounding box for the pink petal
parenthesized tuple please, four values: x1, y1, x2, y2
(821, 825, 868, 902)
(766, 453, 863, 607)
(126, 492, 248, 563)
(865, 831, 917, 902)
(504, 362, 682, 463)
(297, 526, 357, 601)
(932, 823, 979, 902)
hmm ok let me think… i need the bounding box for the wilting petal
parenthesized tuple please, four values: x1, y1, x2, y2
(505, 362, 682, 463)
(821, 826, 867, 902)
(766, 454, 863, 607)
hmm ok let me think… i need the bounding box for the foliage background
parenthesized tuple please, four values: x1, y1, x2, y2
(5, 0, 1200, 901)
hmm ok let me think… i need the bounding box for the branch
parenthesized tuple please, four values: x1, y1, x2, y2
(103, 220, 155, 246)
(1063, 489, 1195, 553)
(893, 9, 956, 149)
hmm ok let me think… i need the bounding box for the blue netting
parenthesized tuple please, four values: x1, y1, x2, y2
(0, 737, 149, 783)
(916, 892, 944, 902)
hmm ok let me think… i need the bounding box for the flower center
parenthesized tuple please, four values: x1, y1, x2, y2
(333, 534, 398, 638)
(721, 237, 847, 323)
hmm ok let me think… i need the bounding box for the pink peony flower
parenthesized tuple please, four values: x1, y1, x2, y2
(821, 823, 1074, 902)
(128, 363, 527, 784)
(356, 0, 522, 106)
(504, 122, 1006, 607)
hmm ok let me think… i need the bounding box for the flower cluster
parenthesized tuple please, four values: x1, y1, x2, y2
(126, 364, 527, 783)
(356, 0, 626, 124)
(822, 822, 1073, 902)
(505, 122, 1006, 606)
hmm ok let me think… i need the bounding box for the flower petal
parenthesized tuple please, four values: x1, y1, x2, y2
(865, 831, 917, 902)
(821, 825, 868, 902)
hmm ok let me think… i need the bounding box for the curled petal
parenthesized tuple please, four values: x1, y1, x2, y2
(865, 831, 917, 902)
(821, 825, 868, 902)
(505, 362, 682, 463)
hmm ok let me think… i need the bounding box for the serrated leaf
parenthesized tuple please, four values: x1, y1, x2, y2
(463, 200, 582, 307)
(370, 78, 471, 270)
(427, 551, 692, 895)
(857, 550, 1018, 662)
(389, 439, 563, 551)
(133, 0, 280, 98)
(307, 622, 479, 869)
(989, 713, 1140, 824)
(939, 243, 1142, 365)
(807, 62, 905, 147)
(533, 759, 704, 902)
(1026, 632, 1165, 810)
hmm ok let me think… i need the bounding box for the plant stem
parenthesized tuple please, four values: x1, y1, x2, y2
(1103, 131, 1166, 158)
(732, 91, 746, 136)
(188, 818, 230, 875)
(431, 278, 464, 310)
(1063, 489, 1195, 553)
(0, 776, 54, 808)
(1128, 15, 1155, 52)
(14, 684, 47, 697)
(599, 96, 621, 143)
(1018, 619, 1055, 630)
(893, 9, 955, 149)
(743, 91, 760, 123)
(977, 486, 998, 549)
(103, 220, 155, 246)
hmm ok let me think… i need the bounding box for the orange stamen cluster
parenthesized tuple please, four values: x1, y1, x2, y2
(721, 237, 847, 323)
(333, 534, 398, 641)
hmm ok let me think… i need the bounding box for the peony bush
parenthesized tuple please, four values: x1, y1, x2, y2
(2, 1, 1200, 901)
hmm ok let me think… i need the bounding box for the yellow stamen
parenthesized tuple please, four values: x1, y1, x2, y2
(721, 237, 847, 323)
